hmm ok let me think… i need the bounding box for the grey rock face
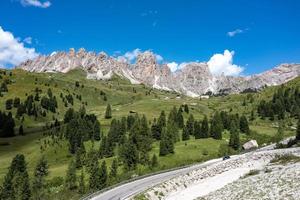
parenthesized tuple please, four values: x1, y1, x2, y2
(18, 49, 300, 97)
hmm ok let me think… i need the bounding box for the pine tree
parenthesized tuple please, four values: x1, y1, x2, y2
(107, 119, 119, 144)
(65, 159, 77, 190)
(16, 103, 26, 119)
(78, 170, 85, 194)
(86, 148, 98, 174)
(93, 121, 101, 141)
(159, 128, 169, 156)
(99, 161, 108, 189)
(159, 127, 174, 156)
(34, 92, 40, 101)
(176, 108, 184, 129)
(0, 173, 14, 200)
(168, 120, 180, 142)
(182, 125, 190, 141)
(103, 94, 107, 101)
(127, 115, 135, 130)
(75, 81, 80, 87)
(210, 112, 223, 140)
(186, 114, 194, 136)
(200, 116, 209, 138)
(151, 118, 161, 140)
(32, 156, 49, 200)
(104, 129, 115, 158)
(184, 104, 189, 113)
(13, 155, 31, 200)
(1, 82, 8, 92)
(75, 146, 85, 169)
(109, 159, 118, 178)
(296, 118, 300, 141)
(6, 99, 13, 110)
(19, 171, 31, 200)
(13, 97, 21, 108)
(120, 116, 127, 134)
(89, 160, 100, 191)
(64, 108, 75, 123)
(220, 111, 229, 130)
(194, 121, 201, 139)
(46, 88, 52, 98)
(1, 112, 15, 137)
(139, 115, 152, 152)
(99, 135, 107, 159)
(240, 115, 250, 134)
(104, 104, 112, 119)
(150, 154, 158, 169)
(119, 137, 139, 170)
(79, 106, 86, 117)
(229, 121, 240, 150)
(168, 106, 178, 125)
(158, 111, 166, 128)
(0, 154, 31, 200)
(66, 118, 86, 154)
(139, 149, 150, 165)
(153, 111, 166, 140)
(19, 125, 24, 136)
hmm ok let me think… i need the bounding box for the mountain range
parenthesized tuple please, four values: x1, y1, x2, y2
(18, 48, 300, 97)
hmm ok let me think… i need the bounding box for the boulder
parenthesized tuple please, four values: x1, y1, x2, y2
(243, 140, 258, 150)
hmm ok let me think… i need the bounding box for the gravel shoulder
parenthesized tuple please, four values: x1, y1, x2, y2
(136, 147, 300, 200)
(198, 153, 300, 200)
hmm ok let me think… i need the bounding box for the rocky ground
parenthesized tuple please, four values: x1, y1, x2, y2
(135, 147, 300, 200)
(198, 155, 300, 200)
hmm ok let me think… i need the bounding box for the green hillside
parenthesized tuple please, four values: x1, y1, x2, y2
(0, 69, 299, 200)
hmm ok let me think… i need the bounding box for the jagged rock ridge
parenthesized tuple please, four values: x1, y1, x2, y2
(18, 48, 300, 97)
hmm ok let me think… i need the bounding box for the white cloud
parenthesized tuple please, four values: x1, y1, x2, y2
(117, 49, 163, 63)
(121, 48, 141, 62)
(167, 62, 178, 72)
(207, 50, 243, 76)
(156, 54, 163, 62)
(23, 37, 32, 44)
(20, 0, 51, 8)
(227, 29, 243, 37)
(0, 26, 38, 67)
(167, 62, 187, 72)
(50, 51, 57, 56)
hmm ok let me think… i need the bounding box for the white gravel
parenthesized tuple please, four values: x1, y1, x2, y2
(199, 160, 300, 200)
(139, 147, 300, 200)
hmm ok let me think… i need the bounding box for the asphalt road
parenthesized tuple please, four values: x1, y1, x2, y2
(87, 158, 222, 200)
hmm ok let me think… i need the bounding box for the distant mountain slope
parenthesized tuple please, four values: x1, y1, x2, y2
(18, 49, 300, 97)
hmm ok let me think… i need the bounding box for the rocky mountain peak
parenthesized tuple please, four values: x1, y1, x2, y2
(69, 48, 76, 56)
(132, 51, 160, 84)
(136, 51, 157, 66)
(17, 49, 300, 97)
(160, 64, 172, 77)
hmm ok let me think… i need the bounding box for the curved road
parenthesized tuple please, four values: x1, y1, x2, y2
(86, 158, 223, 200)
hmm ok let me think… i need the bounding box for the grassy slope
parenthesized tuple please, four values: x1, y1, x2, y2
(0, 69, 216, 181)
(0, 69, 298, 195)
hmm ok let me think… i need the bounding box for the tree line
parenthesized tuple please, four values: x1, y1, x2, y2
(257, 86, 300, 120)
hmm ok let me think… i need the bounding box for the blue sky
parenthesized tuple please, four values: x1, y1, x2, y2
(0, 0, 299, 75)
